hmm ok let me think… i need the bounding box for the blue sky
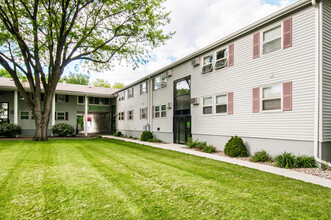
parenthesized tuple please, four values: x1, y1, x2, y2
(64, 0, 299, 86)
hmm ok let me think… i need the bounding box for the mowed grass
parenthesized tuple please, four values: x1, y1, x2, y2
(0, 139, 330, 219)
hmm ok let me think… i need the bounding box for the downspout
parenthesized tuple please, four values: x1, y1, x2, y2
(313, 0, 331, 166)
(148, 76, 152, 132)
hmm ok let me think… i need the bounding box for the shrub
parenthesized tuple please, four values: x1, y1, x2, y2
(251, 150, 272, 162)
(147, 139, 162, 143)
(202, 145, 216, 153)
(132, 137, 138, 140)
(295, 156, 317, 168)
(275, 152, 296, 168)
(0, 123, 22, 138)
(186, 137, 199, 148)
(196, 141, 207, 150)
(224, 136, 248, 157)
(141, 131, 153, 141)
(52, 123, 75, 137)
(113, 131, 122, 137)
(129, 135, 133, 139)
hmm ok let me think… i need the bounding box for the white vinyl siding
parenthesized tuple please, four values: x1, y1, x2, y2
(191, 7, 315, 141)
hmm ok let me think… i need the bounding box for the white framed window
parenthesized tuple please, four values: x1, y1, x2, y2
(88, 97, 95, 105)
(57, 94, 65, 102)
(141, 81, 147, 94)
(161, 105, 167, 117)
(118, 92, 124, 101)
(202, 55, 213, 74)
(215, 49, 228, 70)
(263, 25, 281, 55)
(128, 87, 134, 99)
(20, 111, 29, 120)
(141, 108, 146, 119)
(78, 96, 85, 104)
(118, 112, 124, 120)
(155, 106, 160, 118)
(129, 110, 133, 120)
(155, 76, 161, 90)
(215, 94, 227, 114)
(202, 97, 213, 115)
(262, 84, 282, 111)
(161, 74, 167, 88)
(56, 112, 65, 120)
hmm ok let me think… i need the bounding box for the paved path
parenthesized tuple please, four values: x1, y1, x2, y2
(103, 135, 331, 189)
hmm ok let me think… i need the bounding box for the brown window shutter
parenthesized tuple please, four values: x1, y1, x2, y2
(146, 81, 148, 93)
(253, 32, 260, 59)
(283, 81, 292, 111)
(228, 43, 234, 67)
(123, 91, 125, 100)
(132, 87, 134, 98)
(228, 92, 233, 114)
(140, 108, 142, 120)
(145, 107, 148, 120)
(140, 84, 142, 95)
(65, 112, 69, 121)
(123, 111, 125, 121)
(132, 110, 134, 120)
(252, 87, 260, 113)
(283, 17, 292, 49)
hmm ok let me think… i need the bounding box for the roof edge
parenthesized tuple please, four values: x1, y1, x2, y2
(115, 0, 311, 93)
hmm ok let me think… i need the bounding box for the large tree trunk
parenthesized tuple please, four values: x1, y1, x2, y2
(34, 116, 49, 141)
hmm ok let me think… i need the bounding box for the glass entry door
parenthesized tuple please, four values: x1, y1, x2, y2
(0, 102, 9, 123)
(111, 105, 116, 134)
(173, 77, 191, 144)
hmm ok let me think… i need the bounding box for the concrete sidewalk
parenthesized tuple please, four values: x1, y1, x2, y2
(103, 135, 331, 189)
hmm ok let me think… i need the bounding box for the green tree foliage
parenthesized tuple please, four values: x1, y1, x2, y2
(0, 69, 10, 78)
(93, 78, 111, 88)
(112, 82, 125, 89)
(0, 0, 173, 141)
(59, 72, 90, 85)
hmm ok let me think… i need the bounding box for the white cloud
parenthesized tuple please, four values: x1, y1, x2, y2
(89, 0, 298, 86)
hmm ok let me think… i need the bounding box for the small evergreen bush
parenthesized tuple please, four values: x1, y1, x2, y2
(141, 131, 153, 141)
(224, 136, 248, 157)
(186, 137, 199, 148)
(196, 141, 207, 150)
(274, 152, 296, 168)
(202, 145, 216, 153)
(251, 150, 272, 162)
(295, 155, 317, 168)
(52, 123, 75, 137)
(147, 139, 162, 143)
(113, 131, 122, 137)
(0, 123, 22, 138)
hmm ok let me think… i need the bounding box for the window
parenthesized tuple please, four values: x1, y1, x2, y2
(56, 112, 65, 120)
(215, 49, 227, 69)
(88, 97, 95, 105)
(129, 110, 133, 120)
(155, 106, 160, 118)
(141, 108, 146, 119)
(161, 105, 167, 117)
(262, 84, 281, 110)
(0, 102, 9, 122)
(118, 92, 125, 101)
(216, 94, 227, 114)
(161, 74, 167, 88)
(128, 88, 133, 98)
(263, 25, 281, 54)
(203, 97, 213, 115)
(57, 94, 65, 102)
(202, 55, 213, 74)
(141, 81, 147, 94)
(20, 111, 29, 120)
(154, 74, 167, 90)
(118, 112, 124, 120)
(78, 96, 85, 104)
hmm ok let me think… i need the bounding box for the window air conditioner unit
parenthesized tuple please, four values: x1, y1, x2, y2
(166, 69, 173, 77)
(167, 102, 172, 109)
(191, 57, 200, 66)
(191, 97, 200, 105)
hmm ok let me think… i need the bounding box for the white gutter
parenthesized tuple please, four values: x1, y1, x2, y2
(313, 0, 331, 166)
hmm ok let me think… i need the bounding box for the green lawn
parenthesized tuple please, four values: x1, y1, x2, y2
(0, 139, 330, 219)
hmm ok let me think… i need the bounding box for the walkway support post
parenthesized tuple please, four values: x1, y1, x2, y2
(85, 95, 88, 137)
(13, 90, 18, 124)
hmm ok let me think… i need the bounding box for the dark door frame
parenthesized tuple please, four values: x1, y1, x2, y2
(173, 76, 191, 144)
